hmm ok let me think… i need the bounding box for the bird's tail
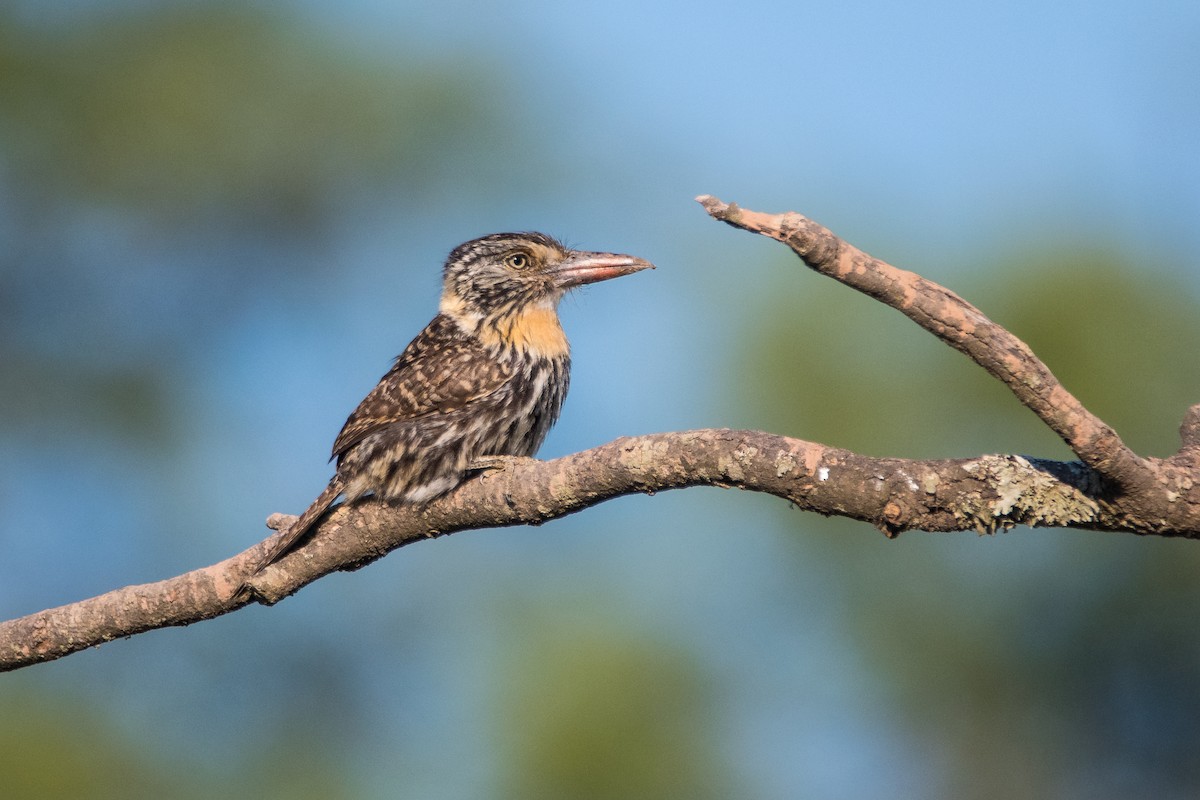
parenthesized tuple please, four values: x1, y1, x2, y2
(255, 477, 345, 573)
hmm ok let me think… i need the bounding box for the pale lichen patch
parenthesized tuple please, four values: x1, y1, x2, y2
(961, 455, 1100, 533)
(717, 442, 758, 482)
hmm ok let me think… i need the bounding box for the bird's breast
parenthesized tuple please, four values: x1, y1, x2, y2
(496, 351, 570, 457)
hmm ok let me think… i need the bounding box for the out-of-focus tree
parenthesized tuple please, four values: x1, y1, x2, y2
(0, 690, 198, 799)
(0, 5, 495, 228)
(742, 249, 1200, 798)
(0, 687, 357, 799)
(0, 4, 511, 449)
(494, 615, 735, 800)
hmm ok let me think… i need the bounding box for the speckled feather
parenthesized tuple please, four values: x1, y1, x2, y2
(254, 232, 650, 572)
(334, 313, 569, 504)
(332, 314, 518, 461)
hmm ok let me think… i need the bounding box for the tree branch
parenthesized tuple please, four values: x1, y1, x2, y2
(0, 430, 1127, 672)
(3, 197, 1198, 672)
(696, 195, 1152, 493)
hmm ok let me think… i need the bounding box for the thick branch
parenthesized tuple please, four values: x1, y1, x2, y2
(696, 195, 1152, 494)
(0, 429, 1129, 672)
(4, 196, 1197, 672)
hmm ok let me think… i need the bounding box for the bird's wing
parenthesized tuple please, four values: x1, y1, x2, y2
(331, 315, 512, 459)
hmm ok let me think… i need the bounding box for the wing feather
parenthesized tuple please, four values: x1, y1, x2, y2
(331, 315, 511, 459)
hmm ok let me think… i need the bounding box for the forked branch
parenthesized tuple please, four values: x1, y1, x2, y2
(2, 197, 1197, 672)
(696, 195, 1151, 492)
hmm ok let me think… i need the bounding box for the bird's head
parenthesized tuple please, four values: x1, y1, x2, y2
(440, 232, 652, 321)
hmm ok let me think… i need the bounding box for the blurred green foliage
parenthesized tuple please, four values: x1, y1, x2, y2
(0, 691, 199, 800)
(742, 242, 1200, 797)
(0, 5, 495, 228)
(0, 4, 509, 449)
(494, 618, 733, 800)
(984, 249, 1200, 457)
(743, 247, 1200, 460)
(0, 689, 356, 799)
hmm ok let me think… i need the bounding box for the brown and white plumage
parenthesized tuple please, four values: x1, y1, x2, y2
(256, 232, 651, 571)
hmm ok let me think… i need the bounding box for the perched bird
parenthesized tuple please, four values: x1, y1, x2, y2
(256, 232, 652, 571)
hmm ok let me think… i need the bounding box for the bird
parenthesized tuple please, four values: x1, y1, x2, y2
(255, 232, 653, 572)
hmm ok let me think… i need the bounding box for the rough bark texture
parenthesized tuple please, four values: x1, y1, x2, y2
(2, 196, 1197, 672)
(696, 195, 1199, 533)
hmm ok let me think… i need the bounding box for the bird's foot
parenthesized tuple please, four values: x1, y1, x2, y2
(469, 455, 538, 474)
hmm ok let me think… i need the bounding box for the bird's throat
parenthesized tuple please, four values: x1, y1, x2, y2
(441, 290, 570, 358)
(480, 304, 569, 358)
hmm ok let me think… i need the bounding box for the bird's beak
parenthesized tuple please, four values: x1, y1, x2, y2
(549, 251, 654, 289)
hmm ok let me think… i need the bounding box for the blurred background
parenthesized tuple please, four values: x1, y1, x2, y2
(2, 1, 1199, 797)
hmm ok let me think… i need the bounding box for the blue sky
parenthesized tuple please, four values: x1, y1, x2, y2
(4, 1, 1200, 796)
(298, 0, 1200, 261)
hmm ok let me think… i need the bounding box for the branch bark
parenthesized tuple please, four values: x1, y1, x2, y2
(695, 195, 1199, 531)
(695, 195, 1150, 491)
(3, 197, 1198, 672)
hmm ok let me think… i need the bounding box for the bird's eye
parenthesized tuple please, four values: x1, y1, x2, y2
(505, 252, 531, 270)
